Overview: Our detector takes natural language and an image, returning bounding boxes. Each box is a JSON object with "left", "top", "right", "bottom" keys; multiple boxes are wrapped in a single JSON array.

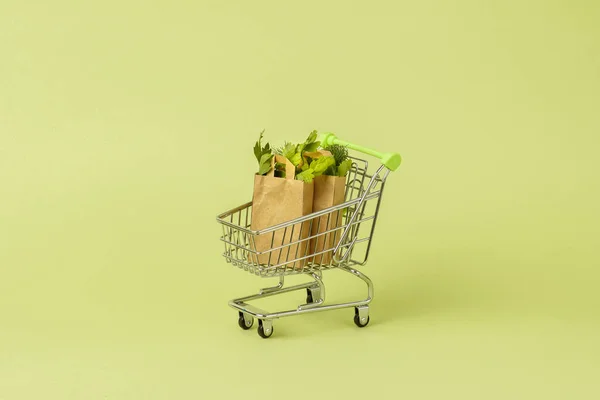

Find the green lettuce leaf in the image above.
[
  {"left": 296, "top": 169, "right": 315, "bottom": 183},
  {"left": 310, "top": 155, "right": 335, "bottom": 176},
  {"left": 281, "top": 142, "right": 296, "bottom": 160},
  {"left": 254, "top": 130, "right": 273, "bottom": 175},
  {"left": 289, "top": 151, "right": 304, "bottom": 167},
  {"left": 304, "top": 142, "right": 320, "bottom": 153},
  {"left": 258, "top": 153, "right": 274, "bottom": 175},
  {"left": 290, "top": 130, "right": 320, "bottom": 166},
  {"left": 337, "top": 159, "right": 353, "bottom": 177}
]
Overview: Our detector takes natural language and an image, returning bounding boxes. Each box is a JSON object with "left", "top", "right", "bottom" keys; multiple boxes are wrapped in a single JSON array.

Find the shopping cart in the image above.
[{"left": 216, "top": 133, "right": 401, "bottom": 338}]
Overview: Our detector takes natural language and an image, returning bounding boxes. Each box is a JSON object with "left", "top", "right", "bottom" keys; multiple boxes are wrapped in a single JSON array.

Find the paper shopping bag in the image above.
[
  {"left": 250, "top": 155, "right": 314, "bottom": 269},
  {"left": 310, "top": 174, "right": 347, "bottom": 265}
]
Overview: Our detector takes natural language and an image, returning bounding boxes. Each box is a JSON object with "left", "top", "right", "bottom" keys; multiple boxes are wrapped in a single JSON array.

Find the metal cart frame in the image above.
[{"left": 216, "top": 133, "right": 401, "bottom": 338}]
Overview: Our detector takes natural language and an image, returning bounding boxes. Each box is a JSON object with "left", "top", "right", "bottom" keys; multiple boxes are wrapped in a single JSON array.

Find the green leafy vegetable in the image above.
[
  {"left": 311, "top": 155, "right": 335, "bottom": 176},
  {"left": 289, "top": 151, "right": 304, "bottom": 168},
  {"left": 294, "top": 155, "right": 335, "bottom": 183},
  {"left": 337, "top": 159, "right": 353, "bottom": 177},
  {"left": 274, "top": 141, "right": 294, "bottom": 157},
  {"left": 326, "top": 144, "right": 349, "bottom": 166},
  {"left": 258, "top": 153, "right": 273, "bottom": 175},
  {"left": 281, "top": 142, "right": 297, "bottom": 160},
  {"left": 253, "top": 130, "right": 330, "bottom": 182},
  {"left": 295, "top": 169, "right": 315, "bottom": 183},
  {"left": 284, "top": 130, "right": 321, "bottom": 168},
  {"left": 303, "top": 131, "right": 320, "bottom": 153},
  {"left": 254, "top": 130, "right": 273, "bottom": 175},
  {"left": 323, "top": 144, "right": 352, "bottom": 177}
]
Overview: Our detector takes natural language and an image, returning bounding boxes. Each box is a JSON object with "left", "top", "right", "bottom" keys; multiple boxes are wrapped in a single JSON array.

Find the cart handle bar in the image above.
[{"left": 319, "top": 133, "right": 402, "bottom": 171}]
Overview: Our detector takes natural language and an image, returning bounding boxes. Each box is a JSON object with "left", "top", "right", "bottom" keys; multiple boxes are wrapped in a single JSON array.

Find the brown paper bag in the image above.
[
  {"left": 250, "top": 155, "right": 314, "bottom": 269},
  {"left": 307, "top": 147, "right": 348, "bottom": 265},
  {"left": 310, "top": 174, "right": 346, "bottom": 265}
]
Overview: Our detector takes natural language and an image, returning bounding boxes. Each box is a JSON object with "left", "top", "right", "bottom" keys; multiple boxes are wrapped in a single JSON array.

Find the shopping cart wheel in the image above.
[
  {"left": 354, "top": 306, "right": 370, "bottom": 328},
  {"left": 257, "top": 320, "right": 273, "bottom": 339},
  {"left": 238, "top": 312, "right": 254, "bottom": 330}
]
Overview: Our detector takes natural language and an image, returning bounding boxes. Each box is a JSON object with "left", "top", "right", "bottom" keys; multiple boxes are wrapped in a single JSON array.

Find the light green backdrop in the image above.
[{"left": 1, "top": 1, "right": 599, "bottom": 399}]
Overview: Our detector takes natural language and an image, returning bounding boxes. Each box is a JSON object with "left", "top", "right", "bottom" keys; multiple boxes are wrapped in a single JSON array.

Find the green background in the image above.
[{"left": 1, "top": 0, "right": 599, "bottom": 398}]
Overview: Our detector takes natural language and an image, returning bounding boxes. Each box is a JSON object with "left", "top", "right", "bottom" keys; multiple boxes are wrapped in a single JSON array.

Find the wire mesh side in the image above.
[{"left": 217, "top": 158, "right": 389, "bottom": 277}]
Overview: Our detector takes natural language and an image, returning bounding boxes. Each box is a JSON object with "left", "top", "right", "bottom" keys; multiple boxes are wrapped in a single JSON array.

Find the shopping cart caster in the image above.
[
  {"left": 354, "top": 306, "right": 370, "bottom": 328},
  {"left": 257, "top": 320, "right": 273, "bottom": 338},
  {"left": 238, "top": 312, "right": 254, "bottom": 330}
]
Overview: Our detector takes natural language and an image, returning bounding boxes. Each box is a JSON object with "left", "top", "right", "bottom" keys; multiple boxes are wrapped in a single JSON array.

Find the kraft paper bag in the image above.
[
  {"left": 250, "top": 155, "right": 314, "bottom": 269},
  {"left": 301, "top": 149, "right": 347, "bottom": 265},
  {"left": 310, "top": 174, "right": 347, "bottom": 265}
]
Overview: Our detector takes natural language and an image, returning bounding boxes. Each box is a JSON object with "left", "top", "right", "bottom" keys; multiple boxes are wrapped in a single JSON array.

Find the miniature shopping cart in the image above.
[{"left": 216, "top": 133, "right": 401, "bottom": 338}]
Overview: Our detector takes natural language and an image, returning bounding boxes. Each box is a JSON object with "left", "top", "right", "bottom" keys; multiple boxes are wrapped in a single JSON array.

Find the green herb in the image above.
[
  {"left": 295, "top": 155, "right": 335, "bottom": 183},
  {"left": 295, "top": 169, "right": 314, "bottom": 183},
  {"left": 254, "top": 130, "right": 331, "bottom": 181},
  {"left": 302, "top": 130, "right": 321, "bottom": 153},
  {"left": 286, "top": 130, "right": 320, "bottom": 168},
  {"left": 326, "top": 144, "right": 349, "bottom": 166},
  {"left": 274, "top": 141, "right": 293, "bottom": 156},
  {"left": 324, "top": 144, "right": 352, "bottom": 177},
  {"left": 337, "top": 159, "right": 353, "bottom": 177},
  {"left": 254, "top": 130, "right": 273, "bottom": 175},
  {"left": 312, "top": 155, "right": 336, "bottom": 175}
]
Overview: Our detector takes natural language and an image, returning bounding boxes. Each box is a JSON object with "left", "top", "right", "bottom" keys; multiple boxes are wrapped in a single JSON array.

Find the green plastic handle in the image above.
[{"left": 319, "top": 133, "right": 402, "bottom": 171}]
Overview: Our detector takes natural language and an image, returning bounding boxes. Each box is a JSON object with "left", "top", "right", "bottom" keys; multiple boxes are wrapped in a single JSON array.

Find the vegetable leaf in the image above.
[
  {"left": 274, "top": 141, "right": 294, "bottom": 157},
  {"left": 296, "top": 168, "right": 315, "bottom": 183},
  {"left": 325, "top": 144, "right": 349, "bottom": 166},
  {"left": 289, "top": 130, "right": 321, "bottom": 169},
  {"left": 306, "top": 130, "right": 318, "bottom": 145},
  {"left": 322, "top": 144, "right": 352, "bottom": 177},
  {"left": 337, "top": 159, "right": 353, "bottom": 177},
  {"left": 304, "top": 142, "right": 320, "bottom": 152},
  {"left": 289, "top": 151, "right": 303, "bottom": 167},
  {"left": 254, "top": 130, "right": 265, "bottom": 162},
  {"left": 310, "top": 155, "right": 335, "bottom": 176},
  {"left": 303, "top": 130, "right": 320, "bottom": 152},
  {"left": 282, "top": 142, "right": 296, "bottom": 160},
  {"left": 256, "top": 130, "right": 326, "bottom": 181},
  {"left": 254, "top": 130, "right": 273, "bottom": 175},
  {"left": 258, "top": 153, "right": 274, "bottom": 175},
  {"left": 325, "top": 164, "right": 337, "bottom": 176}
]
